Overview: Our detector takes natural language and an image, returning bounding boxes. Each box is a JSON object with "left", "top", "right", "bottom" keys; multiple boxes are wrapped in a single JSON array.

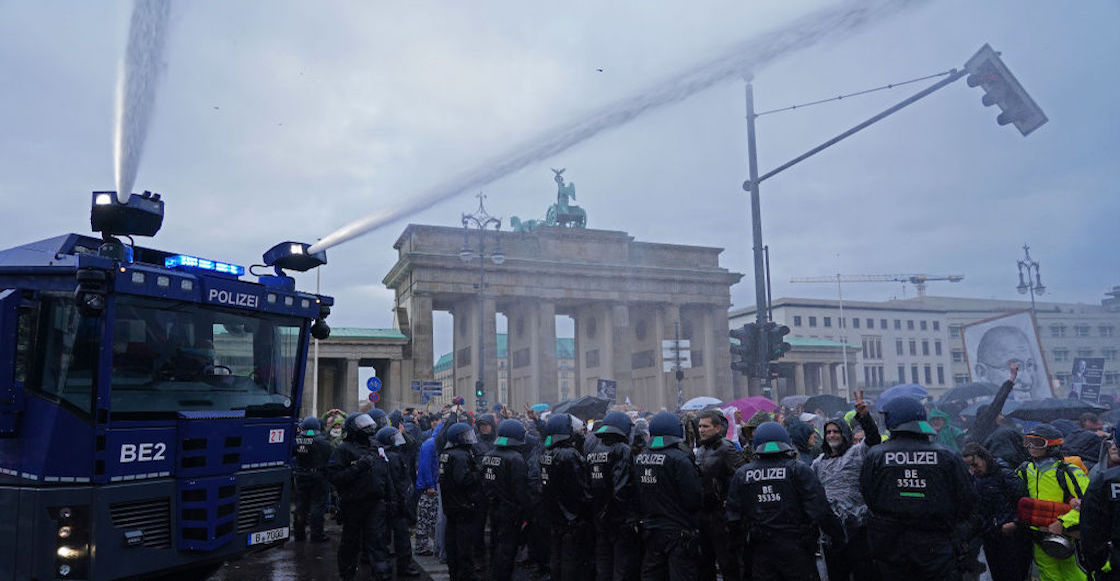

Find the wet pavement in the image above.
[{"left": 203, "top": 520, "right": 439, "bottom": 581}]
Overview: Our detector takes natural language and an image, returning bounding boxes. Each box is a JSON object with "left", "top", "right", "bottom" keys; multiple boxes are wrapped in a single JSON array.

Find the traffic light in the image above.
[
  {"left": 964, "top": 43, "right": 1047, "bottom": 136},
  {"left": 729, "top": 323, "right": 758, "bottom": 376},
  {"left": 763, "top": 321, "right": 791, "bottom": 361},
  {"left": 474, "top": 381, "right": 485, "bottom": 399}
]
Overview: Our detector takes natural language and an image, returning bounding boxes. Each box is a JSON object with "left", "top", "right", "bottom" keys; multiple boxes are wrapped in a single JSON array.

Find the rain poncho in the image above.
[{"left": 812, "top": 414, "right": 881, "bottom": 529}]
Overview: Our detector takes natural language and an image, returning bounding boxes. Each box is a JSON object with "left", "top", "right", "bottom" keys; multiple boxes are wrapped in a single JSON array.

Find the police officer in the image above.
[
  {"left": 589, "top": 411, "right": 640, "bottom": 581},
  {"left": 1080, "top": 453, "right": 1120, "bottom": 580},
  {"left": 694, "top": 410, "right": 743, "bottom": 581},
  {"left": 860, "top": 396, "right": 978, "bottom": 581},
  {"left": 440, "top": 422, "right": 483, "bottom": 581},
  {"left": 292, "top": 416, "right": 333, "bottom": 543},
  {"left": 634, "top": 411, "right": 703, "bottom": 581},
  {"left": 726, "top": 421, "right": 841, "bottom": 581},
  {"left": 326, "top": 413, "right": 393, "bottom": 581},
  {"left": 374, "top": 426, "right": 422, "bottom": 578},
  {"left": 481, "top": 419, "right": 532, "bottom": 581},
  {"left": 541, "top": 413, "right": 593, "bottom": 581}
]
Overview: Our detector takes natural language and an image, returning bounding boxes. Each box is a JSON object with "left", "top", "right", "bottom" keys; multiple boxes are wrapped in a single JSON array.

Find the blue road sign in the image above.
[
  {"left": 367, "top": 377, "right": 382, "bottom": 392},
  {"left": 368, "top": 391, "right": 380, "bottom": 403},
  {"left": 411, "top": 380, "right": 422, "bottom": 392}
]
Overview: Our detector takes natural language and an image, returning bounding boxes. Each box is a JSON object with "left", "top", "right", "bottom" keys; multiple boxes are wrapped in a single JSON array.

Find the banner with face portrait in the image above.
[
  {"left": 1070, "top": 357, "right": 1105, "bottom": 403},
  {"left": 962, "top": 310, "right": 1052, "bottom": 400}
]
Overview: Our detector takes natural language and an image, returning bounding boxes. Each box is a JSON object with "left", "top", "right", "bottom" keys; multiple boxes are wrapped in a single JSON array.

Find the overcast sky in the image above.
[{"left": 2, "top": 1, "right": 1117, "bottom": 353}]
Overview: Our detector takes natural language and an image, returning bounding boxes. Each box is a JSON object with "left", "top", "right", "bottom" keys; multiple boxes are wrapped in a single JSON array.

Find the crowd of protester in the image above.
[{"left": 288, "top": 360, "right": 1120, "bottom": 581}]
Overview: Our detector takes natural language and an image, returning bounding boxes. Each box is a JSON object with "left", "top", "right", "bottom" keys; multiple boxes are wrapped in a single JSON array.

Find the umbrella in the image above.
[
  {"left": 530, "top": 403, "right": 551, "bottom": 412},
  {"left": 1006, "top": 398, "right": 1108, "bottom": 423},
  {"left": 725, "top": 396, "right": 778, "bottom": 420},
  {"left": 681, "top": 396, "right": 722, "bottom": 411},
  {"left": 552, "top": 395, "right": 611, "bottom": 421},
  {"left": 804, "top": 394, "right": 849, "bottom": 418},
  {"left": 877, "top": 383, "right": 929, "bottom": 406},
  {"left": 780, "top": 395, "right": 810, "bottom": 408},
  {"left": 939, "top": 382, "right": 999, "bottom": 404}
]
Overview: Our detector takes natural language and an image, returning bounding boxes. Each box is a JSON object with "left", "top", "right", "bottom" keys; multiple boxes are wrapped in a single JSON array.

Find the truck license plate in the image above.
[{"left": 247, "top": 526, "right": 288, "bottom": 545}]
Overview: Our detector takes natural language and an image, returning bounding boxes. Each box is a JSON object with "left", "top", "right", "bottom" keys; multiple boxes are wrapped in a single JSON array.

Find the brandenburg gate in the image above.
[{"left": 382, "top": 171, "right": 743, "bottom": 411}]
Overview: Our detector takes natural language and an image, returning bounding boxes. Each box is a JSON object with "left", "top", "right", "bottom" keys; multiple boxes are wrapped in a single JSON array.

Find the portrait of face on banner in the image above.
[{"left": 962, "top": 310, "right": 1052, "bottom": 400}]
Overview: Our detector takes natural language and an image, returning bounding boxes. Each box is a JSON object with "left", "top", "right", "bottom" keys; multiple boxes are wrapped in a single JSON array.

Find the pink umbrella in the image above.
[{"left": 725, "top": 396, "right": 778, "bottom": 419}]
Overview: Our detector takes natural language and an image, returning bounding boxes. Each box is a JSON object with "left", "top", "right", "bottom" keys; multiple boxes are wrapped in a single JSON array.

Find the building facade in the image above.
[{"left": 731, "top": 291, "right": 1120, "bottom": 400}]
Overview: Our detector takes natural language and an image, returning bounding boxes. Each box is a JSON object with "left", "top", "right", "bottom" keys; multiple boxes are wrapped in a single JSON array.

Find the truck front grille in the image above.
[
  {"left": 236, "top": 483, "right": 283, "bottom": 533},
  {"left": 109, "top": 498, "right": 172, "bottom": 549}
]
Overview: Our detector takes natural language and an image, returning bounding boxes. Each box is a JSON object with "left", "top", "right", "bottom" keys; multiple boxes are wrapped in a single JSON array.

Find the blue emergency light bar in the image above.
[{"left": 165, "top": 254, "right": 245, "bottom": 276}]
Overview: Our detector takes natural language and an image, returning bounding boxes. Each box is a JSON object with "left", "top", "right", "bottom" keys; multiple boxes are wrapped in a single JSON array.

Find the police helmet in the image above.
[
  {"left": 752, "top": 421, "right": 796, "bottom": 455},
  {"left": 343, "top": 413, "right": 377, "bottom": 442},
  {"left": 300, "top": 416, "right": 321, "bottom": 434},
  {"left": 374, "top": 426, "right": 406, "bottom": 448},
  {"left": 880, "top": 396, "right": 936, "bottom": 436},
  {"left": 444, "top": 422, "right": 477, "bottom": 449},
  {"left": 367, "top": 408, "right": 389, "bottom": 429},
  {"left": 1024, "top": 423, "right": 1064, "bottom": 453},
  {"left": 596, "top": 411, "right": 633, "bottom": 439},
  {"left": 495, "top": 419, "right": 526, "bottom": 447},
  {"left": 544, "top": 413, "right": 574, "bottom": 447},
  {"left": 648, "top": 411, "right": 684, "bottom": 449}
]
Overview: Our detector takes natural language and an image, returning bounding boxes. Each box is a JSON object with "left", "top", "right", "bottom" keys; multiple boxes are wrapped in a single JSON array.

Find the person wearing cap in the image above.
[
  {"left": 326, "top": 413, "right": 394, "bottom": 581},
  {"left": 693, "top": 410, "right": 744, "bottom": 581},
  {"left": 588, "top": 410, "right": 640, "bottom": 581},
  {"left": 1016, "top": 423, "right": 1089, "bottom": 581},
  {"left": 634, "top": 411, "right": 703, "bottom": 581},
  {"left": 540, "top": 413, "right": 593, "bottom": 581},
  {"left": 439, "top": 422, "right": 484, "bottom": 581},
  {"left": 293, "top": 416, "right": 334, "bottom": 543},
  {"left": 860, "top": 396, "right": 978, "bottom": 580},
  {"left": 727, "top": 421, "right": 842, "bottom": 581},
  {"left": 481, "top": 419, "right": 532, "bottom": 581}
]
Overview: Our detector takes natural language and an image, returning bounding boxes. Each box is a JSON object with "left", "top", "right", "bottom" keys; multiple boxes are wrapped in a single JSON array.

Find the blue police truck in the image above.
[{"left": 0, "top": 191, "right": 333, "bottom": 580}]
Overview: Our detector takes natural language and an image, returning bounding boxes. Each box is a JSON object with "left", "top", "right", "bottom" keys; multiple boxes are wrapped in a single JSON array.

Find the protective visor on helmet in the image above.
[
  {"left": 1024, "top": 434, "right": 1062, "bottom": 449},
  {"left": 352, "top": 414, "right": 375, "bottom": 430},
  {"left": 383, "top": 431, "right": 406, "bottom": 447},
  {"left": 458, "top": 429, "right": 478, "bottom": 446}
]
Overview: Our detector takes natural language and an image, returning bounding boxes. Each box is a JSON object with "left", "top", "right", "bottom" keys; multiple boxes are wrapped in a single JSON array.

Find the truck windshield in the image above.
[{"left": 110, "top": 295, "right": 304, "bottom": 417}]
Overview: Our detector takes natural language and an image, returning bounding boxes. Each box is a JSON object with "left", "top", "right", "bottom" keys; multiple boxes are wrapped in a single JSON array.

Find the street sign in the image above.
[
  {"left": 366, "top": 377, "right": 382, "bottom": 392},
  {"left": 411, "top": 380, "right": 422, "bottom": 392},
  {"left": 421, "top": 381, "right": 443, "bottom": 397},
  {"left": 368, "top": 392, "right": 380, "bottom": 403}
]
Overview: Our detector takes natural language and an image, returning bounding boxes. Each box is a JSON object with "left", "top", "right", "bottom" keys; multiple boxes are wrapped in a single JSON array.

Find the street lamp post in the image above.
[
  {"left": 1016, "top": 244, "right": 1045, "bottom": 316},
  {"left": 460, "top": 193, "right": 504, "bottom": 411}
]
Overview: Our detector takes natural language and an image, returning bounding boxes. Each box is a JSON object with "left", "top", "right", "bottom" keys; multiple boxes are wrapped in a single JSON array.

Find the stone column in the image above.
[
  {"left": 845, "top": 362, "right": 857, "bottom": 399},
  {"left": 794, "top": 362, "right": 806, "bottom": 396},
  {"left": 409, "top": 294, "right": 434, "bottom": 384},
  {"left": 345, "top": 358, "right": 360, "bottom": 409},
  {"left": 828, "top": 363, "right": 839, "bottom": 395},
  {"left": 609, "top": 303, "right": 633, "bottom": 405},
  {"left": 535, "top": 301, "right": 558, "bottom": 406}
]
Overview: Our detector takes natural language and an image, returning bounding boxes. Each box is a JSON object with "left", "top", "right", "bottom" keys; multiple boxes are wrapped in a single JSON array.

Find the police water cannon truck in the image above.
[{"left": 0, "top": 191, "right": 332, "bottom": 580}]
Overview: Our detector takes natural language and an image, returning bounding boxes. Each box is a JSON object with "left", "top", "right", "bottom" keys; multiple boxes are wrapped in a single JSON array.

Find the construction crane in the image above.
[{"left": 789, "top": 274, "right": 965, "bottom": 297}]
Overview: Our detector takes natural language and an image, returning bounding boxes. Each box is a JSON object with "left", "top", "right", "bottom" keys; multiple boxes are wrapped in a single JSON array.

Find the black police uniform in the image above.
[
  {"left": 860, "top": 423, "right": 978, "bottom": 580},
  {"left": 377, "top": 429, "right": 420, "bottom": 578},
  {"left": 541, "top": 433, "right": 593, "bottom": 581},
  {"left": 695, "top": 432, "right": 744, "bottom": 581},
  {"left": 439, "top": 428, "right": 484, "bottom": 581},
  {"left": 588, "top": 430, "right": 639, "bottom": 581},
  {"left": 727, "top": 435, "right": 842, "bottom": 581},
  {"left": 293, "top": 426, "right": 333, "bottom": 541},
  {"left": 482, "top": 441, "right": 531, "bottom": 581},
  {"left": 634, "top": 436, "right": 703, "bottom": 581},
  {"left": 326, "top": 427, "right": 392, "bottom": 581},
  {"left": 1080, "top": 464, "right": 1120, "bottom": 580}
]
